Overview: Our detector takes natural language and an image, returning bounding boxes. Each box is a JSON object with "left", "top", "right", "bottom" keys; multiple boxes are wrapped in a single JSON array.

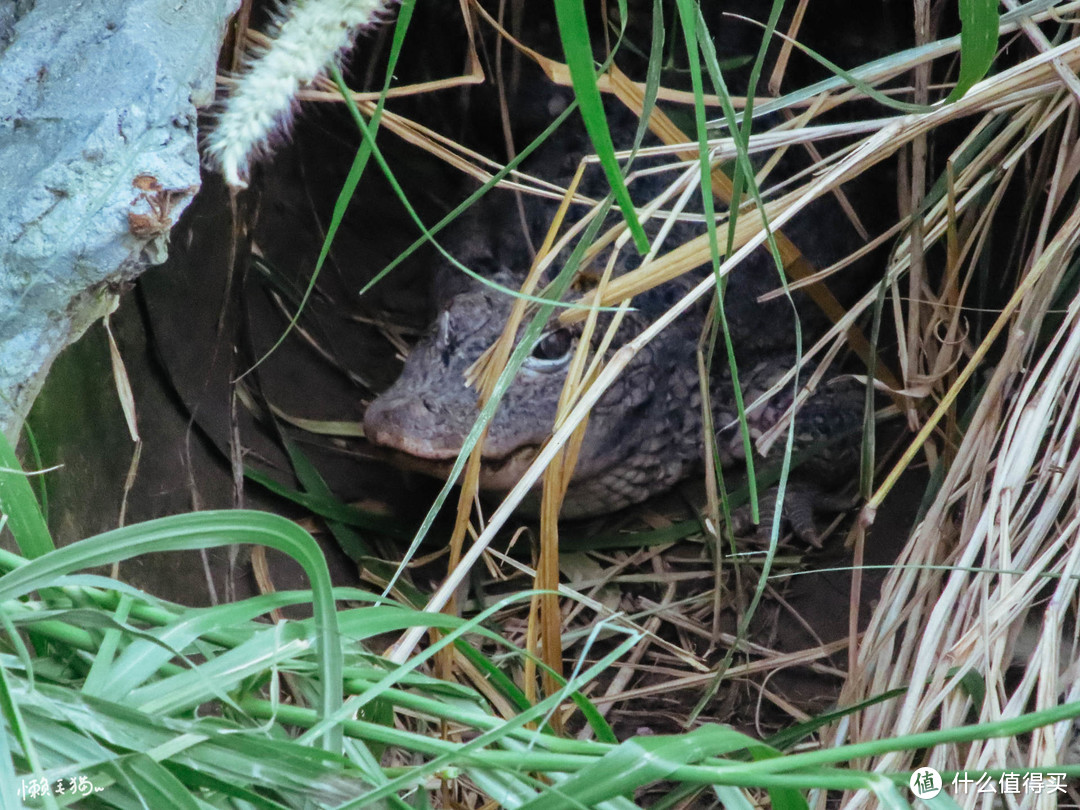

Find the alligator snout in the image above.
[{"left": 363, "top": 393, "right": 462, "bottom": 460}]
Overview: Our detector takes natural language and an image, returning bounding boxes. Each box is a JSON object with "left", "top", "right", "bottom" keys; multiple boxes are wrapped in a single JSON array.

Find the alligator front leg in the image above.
[{"left": 728, "top": 481, "right": 860, "bottom": 546}]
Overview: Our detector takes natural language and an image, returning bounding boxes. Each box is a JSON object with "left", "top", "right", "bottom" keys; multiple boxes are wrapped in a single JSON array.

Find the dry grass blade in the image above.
[
  {"left": 483, "top": 545, "right": 710, "bottom": 672},
  {"left": 830, "top": 32, "right": 1080, "bottom": 804},
  {"left": 842, "top": 245, "right": 1080, "bottom": 798},
  {"left": 304, "top": 83, "right": 595, "bottom": 203}
]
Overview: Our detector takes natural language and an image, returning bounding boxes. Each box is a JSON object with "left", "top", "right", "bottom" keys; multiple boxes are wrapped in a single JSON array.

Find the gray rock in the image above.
[{"left": 0, "top": 0, "right": 237, "bottom": 439}]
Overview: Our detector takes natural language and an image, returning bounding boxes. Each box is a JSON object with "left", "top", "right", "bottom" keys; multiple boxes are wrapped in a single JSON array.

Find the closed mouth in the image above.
[{"left": 367, "top": 441, "right": 542, "bottom": 492}]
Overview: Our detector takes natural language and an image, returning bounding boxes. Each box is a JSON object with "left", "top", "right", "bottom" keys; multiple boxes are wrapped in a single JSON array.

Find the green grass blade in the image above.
[
  {"left": 0, "top": 700, "right": 17, "bottom": 810},
  {"left": 13, "top": 681, "right": 368, "bottom": 804},
  {"left": 357, "top": 101, "right": 578, "bottom": 300},
  {"left": 128, "top": 624, "right": 311, "bottom": 715},
  {"left": 748, "top": 0, "right": 1059, "bottom": 122},
  {"left": 946, "top": 0, "right": 999, "bottom": 102},
  {"left": 327, "top": 600, "right": 643, "bottom": 808},
  {"left": 0, "top": 658, "right": 57, "bottom": 810},
  {"left": 515, "top": 726, "right": 757, "bottom": 810},
  {"left": 923, "top": 790, "right": 963, "bottom": 809},
  {"left": 553, "top": 0, "right": 648, "bottom": 253},
  {"left": 678, "top": 2, "right": 803, "bottom": 722},
  {"left": 103, "top": 590, "right": 380, "bottom": 700},
  {"left": 341, "top": 72, "right": 619, "bottom": 315},
  {"left": 114, "top": 753, "right": 203, "bottom": 810},
  {"left": 244, "top": 466, "right": 408, "bottom": 539},
  {"left": 452, "top": 639, "right": 532, "bottom": 714},
  {"left": 0, "top": 510, "right": 343, "bottom": 753},
  {"left": 712, "top": 785, "right": 756, "bottom": 810},
  {"left": 871, "top": 777, "right": 916, "bottom": 809},
  {"left": 0, "top": 431, "right": 53, "bottom": 559},
  {"left": 80, "top": 594, "right": 135, "bottom": 700},
  {"left": 279, "top": 435, "right": 373, "bottom": 560},
  {"left": 18, "top": 423, "right": 47, "bottom": 527}
]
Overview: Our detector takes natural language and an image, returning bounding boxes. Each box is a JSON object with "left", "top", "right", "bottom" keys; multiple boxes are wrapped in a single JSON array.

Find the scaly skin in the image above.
[{"left": 364, "top": 122, "right": 865, "bottom": 525}]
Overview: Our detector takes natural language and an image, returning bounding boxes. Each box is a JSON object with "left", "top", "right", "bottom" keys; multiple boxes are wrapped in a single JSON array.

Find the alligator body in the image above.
[{"left": 363, "top": 114, "right": 865, "bottom": 523}]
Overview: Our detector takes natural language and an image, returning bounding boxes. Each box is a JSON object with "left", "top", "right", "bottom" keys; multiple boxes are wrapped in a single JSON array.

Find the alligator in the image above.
[{"left": 363, "top": 113, "right": 866, "bottom": 535}]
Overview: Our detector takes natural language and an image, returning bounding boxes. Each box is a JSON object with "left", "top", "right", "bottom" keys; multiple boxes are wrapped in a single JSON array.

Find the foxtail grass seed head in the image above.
[{"left": 205, "top": 0, "right": 393, "bottom": 188}]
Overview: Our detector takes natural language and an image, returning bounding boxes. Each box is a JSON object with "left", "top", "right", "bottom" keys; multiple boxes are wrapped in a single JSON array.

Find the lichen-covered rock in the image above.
[{"left": 0, "top": 0, "right": 237, "bottom": 439}]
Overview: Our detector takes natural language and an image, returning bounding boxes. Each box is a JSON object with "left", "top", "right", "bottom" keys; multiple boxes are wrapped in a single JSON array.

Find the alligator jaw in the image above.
[{"left": 364, "top": 438, "right": 542, "bottom": 493}]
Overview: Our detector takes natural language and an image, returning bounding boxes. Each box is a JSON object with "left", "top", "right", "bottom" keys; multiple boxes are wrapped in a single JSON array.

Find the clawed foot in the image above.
[{"left": 728, "top": 483, "right": 858, "bottom": 546}]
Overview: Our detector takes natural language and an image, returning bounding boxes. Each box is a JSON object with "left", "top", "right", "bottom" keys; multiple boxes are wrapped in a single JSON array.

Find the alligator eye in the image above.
[{"left": 525, "top": 328, "right": 573, "bottom": 370}]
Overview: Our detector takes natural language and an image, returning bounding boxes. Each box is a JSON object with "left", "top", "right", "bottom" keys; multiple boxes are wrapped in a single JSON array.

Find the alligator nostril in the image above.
[{"left": 365, "top": 395, "right": 428, "bottom": 447}]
